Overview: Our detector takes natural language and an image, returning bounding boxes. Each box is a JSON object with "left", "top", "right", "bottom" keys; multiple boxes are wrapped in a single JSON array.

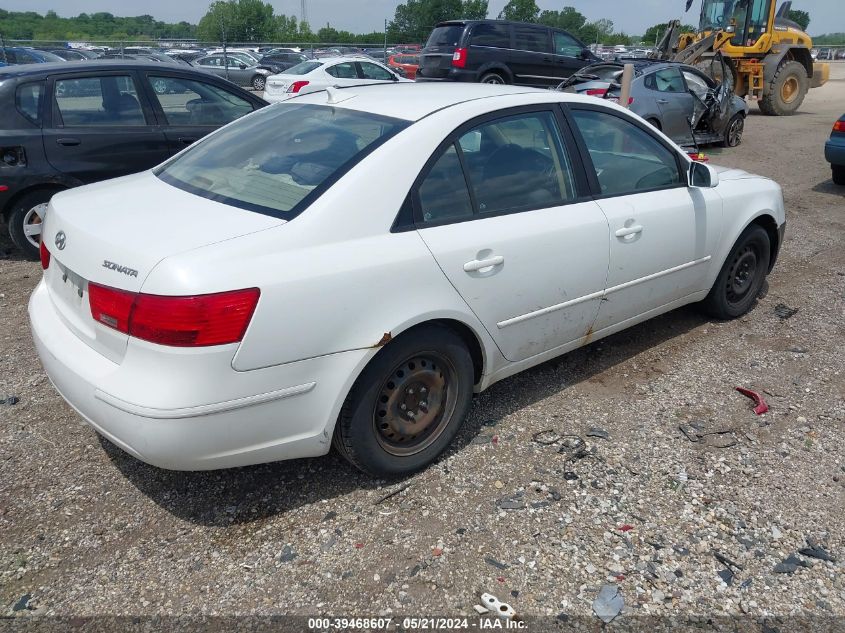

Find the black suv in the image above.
[
  {"left": 0, "top": 61, "right": 266, "bottom": 259},
  {"left": 416, "top": 19, "right": 599, "bottom": 86}
]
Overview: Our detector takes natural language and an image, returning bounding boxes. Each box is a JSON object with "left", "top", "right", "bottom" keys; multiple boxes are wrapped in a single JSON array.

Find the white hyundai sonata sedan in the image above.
[{"left": 30, "top": 83, "right": 785, "bottom": 476}]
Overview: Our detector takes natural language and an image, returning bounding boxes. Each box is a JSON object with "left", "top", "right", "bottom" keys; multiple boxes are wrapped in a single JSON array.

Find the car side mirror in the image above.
[
  {"left": 239, "top": 63, "right": 247, "bottom": 69},
  {"left": 689, "top": 161, "right": 720, "bottom": 188},
  {"left": 580, "top": 49, "right": 592, "bottom": 60}
]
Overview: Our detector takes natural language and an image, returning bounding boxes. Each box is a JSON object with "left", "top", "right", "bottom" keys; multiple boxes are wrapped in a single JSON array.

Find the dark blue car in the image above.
[
  {"left": 825, "top": 114, "right": 845, "bottom": 185},
  {"left": 0, "top": 47, "right": 66, "bottom": 67}
]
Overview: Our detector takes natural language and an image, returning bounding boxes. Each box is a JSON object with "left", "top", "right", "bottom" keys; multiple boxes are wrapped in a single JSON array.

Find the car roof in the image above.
[
  {"left": 289, "top": 82, "right": 598, "bottom": 122},
  {"left": 0, "top": 59, "right": 252, "bottom": 82}
]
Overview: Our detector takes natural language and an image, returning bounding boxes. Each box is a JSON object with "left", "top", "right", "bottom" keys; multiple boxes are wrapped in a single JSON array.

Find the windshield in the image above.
[
  {"left": 283, "top": 61, "right": 322, "bottom": 75},
  {"left": 156, "top": 104, "right": 409, "bottom": 219},
  {"left": 425, "top": 25, "right": 464, "bottom": 49}
]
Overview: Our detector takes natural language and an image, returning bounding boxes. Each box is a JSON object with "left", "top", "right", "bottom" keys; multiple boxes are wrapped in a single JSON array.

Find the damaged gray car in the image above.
[{"left": 557, "top": 56, "right": 748, "bottom": 148}]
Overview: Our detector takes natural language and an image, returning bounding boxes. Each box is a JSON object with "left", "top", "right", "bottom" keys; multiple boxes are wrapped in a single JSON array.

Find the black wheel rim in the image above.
[
  {"left": 482, "top": 75, "right": 503, "bottom": 84},
  {"left": 725, "top": 244, "right": 758, "bottom": 305},
  {"left": 372, "top": 352, "right": 458, "bottom": 456}
]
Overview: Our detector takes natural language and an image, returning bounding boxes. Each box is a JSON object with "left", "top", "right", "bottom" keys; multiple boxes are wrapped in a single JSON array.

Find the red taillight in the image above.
[
  {"left": 585, "top": 88, "right": 607, "bottom": 97},
  {"left": 89, "top": 283, "right": 135, "bottom": 334},
  {"left": 88, "top": 284, "right": 260, "bottom": 347},
  {"left": 833, "top": 120, "right": 845, "bottom": 133},
  {"left": 39, "top": 241, "right": 50, "bottom": 270},
  {"left": 451, "top": 47, "right": 467, "bottom": 69},
  {"left": 287, "top": 80, "right": 309, "bottom": 93}
]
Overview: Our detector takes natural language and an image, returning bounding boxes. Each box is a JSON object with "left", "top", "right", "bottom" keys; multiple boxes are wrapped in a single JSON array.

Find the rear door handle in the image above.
[
  {"left": 656, "top": 99, "right": 670, "bottom": 104},
  {"left": 463, "top": 255, "right": 504, "bottom": 272},
  {"left": 56, "top": 137, "right": 80, "bottom": 146},
  {"left": 615, "top": 225, "right": 644, "bottom": 238},
  {"left": 178, "top": 137, "right": 197, "bottom": 145}
]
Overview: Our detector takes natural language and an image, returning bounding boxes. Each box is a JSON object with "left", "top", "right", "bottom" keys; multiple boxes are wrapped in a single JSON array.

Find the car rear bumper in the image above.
[
  {"left": 29, "top": 278, "right": 371, "bottom": 470},
  {"left": 824, "top": 137, "right": 845, "bottom": 167}
]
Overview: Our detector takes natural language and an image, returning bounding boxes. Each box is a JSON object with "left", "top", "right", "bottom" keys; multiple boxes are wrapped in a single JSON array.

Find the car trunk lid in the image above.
[{"left": 41, "top": 171, "right": 283, "bottom": 363}]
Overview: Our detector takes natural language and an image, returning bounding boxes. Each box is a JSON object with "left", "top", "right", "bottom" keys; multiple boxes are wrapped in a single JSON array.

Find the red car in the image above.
[{"left": 388, "top": 53, "right": 420, "bottom": 80}]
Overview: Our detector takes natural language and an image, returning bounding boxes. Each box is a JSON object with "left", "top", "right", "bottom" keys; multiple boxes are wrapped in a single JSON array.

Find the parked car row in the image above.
[{"left": 0, "top": 61, "right": 266, "bottom": 258}]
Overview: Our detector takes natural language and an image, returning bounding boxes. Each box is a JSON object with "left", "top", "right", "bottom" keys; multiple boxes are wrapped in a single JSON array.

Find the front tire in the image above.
[
  {"left": 759, "top": 60, "right": 808, "bottom": 116},
  {"left": 701, "top": 224, "right": 771, "bottom": 319},
  {"left": 8, "top": 190, "right": 58, "bottom": 260},
  {"left": 333, "top": 325, "right": 474, "bottom": 477},
  {"left": 833, "top": 165, "right": 845, "bottom": 185},
  {"left": 722, "top": 113, "right": 745, "bottom": 147}
]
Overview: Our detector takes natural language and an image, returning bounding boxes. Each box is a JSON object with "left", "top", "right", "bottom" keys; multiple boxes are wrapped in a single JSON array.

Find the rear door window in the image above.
[
  {"left": 644, "top": 67, "right": 686, "bottom": 93},
  {"left": 513, "top": 26, "right": 550, "bottom": 53},
  {"left": 358, "top": 62, "right": 394, "bottom": 80},
  {"left": 326, "top": 62, "right": 358, "bottom": 79},
  {"left": 54, "top": 75, "right": 147, "bottom": 126},
  {"left": 147, "top": 76, "right": 254, "bottom": 126},
  {"left": 470, "top": 23, "right": 511, "bottom": 48},
  {"left": 16, "top": 81, "right": 45, "bottom": 126}
]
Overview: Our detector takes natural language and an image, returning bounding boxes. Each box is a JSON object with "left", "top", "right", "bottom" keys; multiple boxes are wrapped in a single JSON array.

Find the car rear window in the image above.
[
  {"left": 426, "top": 25, "right": 464, "bottom": 48},
  {"left": 16, "top": 81, "right": 45, "bottom": 126},
  {"left": 470, "top": 23, "right": 511, "bottom": 48},
  {"left": 155, "top": 104, "right": 410, "bottom": 220},
  {"left": 284, "top": 61, "right": 322, "bottom": 75}
]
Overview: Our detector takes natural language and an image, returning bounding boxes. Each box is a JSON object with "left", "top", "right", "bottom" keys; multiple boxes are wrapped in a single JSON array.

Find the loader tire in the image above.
[{"left": 759, "top": 60, "right": 808, "bottom": 116}]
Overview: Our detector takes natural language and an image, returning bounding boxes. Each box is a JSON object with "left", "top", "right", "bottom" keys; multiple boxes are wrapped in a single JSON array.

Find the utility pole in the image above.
[
  {"left": 301, "top": 0, "right": 308, "bottom": 25},
  {"left": 384, "top": 19, "right": 388, "bottom": 53}
]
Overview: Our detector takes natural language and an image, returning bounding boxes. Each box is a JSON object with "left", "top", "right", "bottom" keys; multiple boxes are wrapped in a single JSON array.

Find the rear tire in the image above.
[
  {"left": 479, "top": 71, "right": 507, "bottom": 85},
  {"left": 701, "top": 224, "right": 770, "bottom": 319},
  {"left": 646, "top": 118, "right": 662, "bottom": 131},
  {"left": 721, "top": 113, "right": 745, "bottom": 147},
  {"left": 333, "top": 325, "right": 474, "bottom": 477},
  {"left": 759, "top": 60, "right": 808, "bottom": 116},
  {"left": 833, "top": 165, "right": 845, "bottom": 185},
  {"left": 251, "top": 75, "right": 266, "bottom": 91},
  {"left": 8, "top": 189, "right": 59, "bottom": 260}
]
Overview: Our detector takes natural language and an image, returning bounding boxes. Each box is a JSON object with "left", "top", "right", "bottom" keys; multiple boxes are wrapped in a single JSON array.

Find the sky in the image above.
[{"left": 3, "top": 0, "right": 841, "bottom": 37}]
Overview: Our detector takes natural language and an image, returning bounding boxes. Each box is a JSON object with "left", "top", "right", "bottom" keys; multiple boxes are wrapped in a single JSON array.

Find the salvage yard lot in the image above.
[{"left": 1, "top": 67, "right": 844, "bottom": 622}]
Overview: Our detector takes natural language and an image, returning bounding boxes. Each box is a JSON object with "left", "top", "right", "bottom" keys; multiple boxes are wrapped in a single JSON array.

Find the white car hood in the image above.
[
  {"left": 713, "top": 165, "right": 762, "bottom": 181},
  {"left": 43, "top": 171, "right": 284, "bottom": 293}
]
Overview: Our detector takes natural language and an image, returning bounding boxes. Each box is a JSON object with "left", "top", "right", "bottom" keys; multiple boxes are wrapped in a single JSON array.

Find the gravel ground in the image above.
[{"left": 1, "top": 67, "right": 844, "bottom": 630}]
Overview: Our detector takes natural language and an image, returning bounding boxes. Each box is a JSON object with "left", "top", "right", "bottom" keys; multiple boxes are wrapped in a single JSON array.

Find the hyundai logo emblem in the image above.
[{"left": 55, "top": 231, "right": 66, "bottom": 251}]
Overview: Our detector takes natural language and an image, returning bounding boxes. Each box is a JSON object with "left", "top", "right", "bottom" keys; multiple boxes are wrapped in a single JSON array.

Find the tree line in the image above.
[{"left": 1, "top": 2, "right": 830, "bottom": 47}]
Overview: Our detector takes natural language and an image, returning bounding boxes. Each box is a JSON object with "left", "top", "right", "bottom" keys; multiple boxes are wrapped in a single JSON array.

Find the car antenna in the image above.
[{"left": 326, "top": 86, "right": 354, "bottom": 104}]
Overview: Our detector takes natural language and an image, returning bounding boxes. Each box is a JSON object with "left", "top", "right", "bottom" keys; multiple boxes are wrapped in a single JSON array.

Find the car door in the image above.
[
  {"left": 566, "top": 105, "right": 722, "bottom": 332},
  {"left": 510, "top": 25, "right": 555, "bottom": 86},
  {"left": 141, "top": 72, "right": 260, "bottom": 154},
  {"left": 43, "top": 71, "right": 170, "bottom": 183},
  {"left": 550, "top": 31, "right": 590, "bottom": 80},
  {"left": 324, "top": 61, "right": 365, "bottom": 87},
  {"left": 414, "top": 108, "right": 610, "bottom": 362},
  {"left": 357, "top": 61, "right": 399, "bottom": 82},
  {"left": 643, "top": 67, "right": 695, "bottom": 142}
]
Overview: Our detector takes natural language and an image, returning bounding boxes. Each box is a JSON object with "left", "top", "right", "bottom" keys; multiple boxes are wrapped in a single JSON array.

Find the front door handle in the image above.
[
  {"left": 615, "top": 225, "right": 643, "bottom": 238},
  {"left": 56, "top": 137, "right": 81, "bottom": 146},
  {"left": 463, "top": 255, "right": 504, "bottom": 272}
]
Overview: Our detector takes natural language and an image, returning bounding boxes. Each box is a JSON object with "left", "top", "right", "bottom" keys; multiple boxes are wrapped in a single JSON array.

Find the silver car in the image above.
[
  {"left": 559, "top": 59, "right": 748, "bottom": 148},
  {"left": 192, "top": 54, "right": 271, "bottom": 90}
]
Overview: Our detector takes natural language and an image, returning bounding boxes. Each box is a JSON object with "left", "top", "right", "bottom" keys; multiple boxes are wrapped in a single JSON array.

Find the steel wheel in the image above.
[
  {"left": 780, "top": 76, "right": 799, "bottom": 103},
  {"left": 22, "top": 203, "right": 47, "bottom": 250},
  {"left": 725, "top": 244, "right": 759, "bottom": 307},
  {"left": 373, "top": 352, "right": 458, "bottom": 457}
]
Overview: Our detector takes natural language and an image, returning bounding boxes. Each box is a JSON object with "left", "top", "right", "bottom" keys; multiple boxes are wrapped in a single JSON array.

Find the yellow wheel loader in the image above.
[{"left": 652, "top": 0, "right": 830, "bottom": 115}]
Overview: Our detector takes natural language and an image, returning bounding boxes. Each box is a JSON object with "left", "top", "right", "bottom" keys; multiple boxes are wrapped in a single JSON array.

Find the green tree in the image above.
[
  {"left": 787, "top": 9, "right": 810, "bottom": 31},
  {"left": 538, "top": 6, "right": 587, "bottom": 33},
  {"left": 498, "top": 0, "right": 540, "bottom": 22},
  {"left": 388, "top": 0, "right": 465, "bottom": 42},
  {"left": 197, "top": 1, "right": 238, "bottom": 42},
  {"left": 462, "top": 0, "right": 489, "bottom": 20},
  {"left": 642, "top": 22, "right": 696, "bottom": 45}
]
